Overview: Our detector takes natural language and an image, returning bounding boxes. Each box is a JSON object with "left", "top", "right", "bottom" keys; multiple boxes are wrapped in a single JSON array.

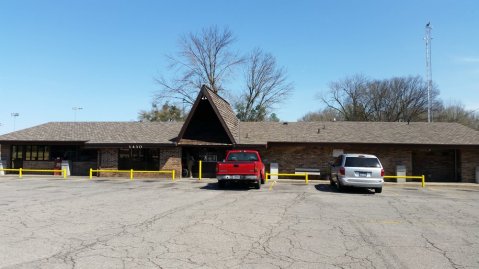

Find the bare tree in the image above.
[
  {"left": 319, "top": 75, "right": 440, "bottom": 122},
  {"left": 235, "top": 49, "right": 293, "bottom": 121},
  {"left": 436, "top": 101, "right": 479, "bottom": 130},
  {"left": 298, "top": 108, "right": 342, "bottom": 122},
  {"left": 320, "top": 74, "right": 370, "bottom": 121},
  {"left": 155, "top": 26, "right": 244, "bottom": 105}
]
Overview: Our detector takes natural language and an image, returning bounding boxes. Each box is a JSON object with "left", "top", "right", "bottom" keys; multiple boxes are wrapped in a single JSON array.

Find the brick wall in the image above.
[
  {"left": 260, "top": 144, "right": 413, "bottom": 179},
  {"left": 160, "top": 147, "right": 182, "bottom": 179},
  {"left": 0, "top": 144, "right": 11, "bottom": 167},
  {"left": 96, "top": 147, "right": 182, "bottom": 179},
  {"left": 23, "top": 161, "right": 55, "bottom": 169},
  {"left": 461, "top": 149, "right": 479, "bottom": 182}
]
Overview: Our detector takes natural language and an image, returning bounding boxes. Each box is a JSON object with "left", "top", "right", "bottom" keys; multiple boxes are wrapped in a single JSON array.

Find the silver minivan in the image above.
[{"left": 330, "top": 154, "right": 384, "bottom": 193}]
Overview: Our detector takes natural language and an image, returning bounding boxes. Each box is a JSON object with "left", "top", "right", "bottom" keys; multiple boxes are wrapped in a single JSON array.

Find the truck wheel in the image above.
[
  {"left": 255, "top": 180, "right": 261, "bottom": 189},
  {"left": 218, "top": 180, "right": 225, "bottom": 189},
  {"left": 261, "top": 176, "right": 265, "bottom": 184}
]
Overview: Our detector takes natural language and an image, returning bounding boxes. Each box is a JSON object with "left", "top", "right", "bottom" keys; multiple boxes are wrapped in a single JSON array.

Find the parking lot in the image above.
[{"left": 1, "top": 176, "right": 478, "bottom": 269}]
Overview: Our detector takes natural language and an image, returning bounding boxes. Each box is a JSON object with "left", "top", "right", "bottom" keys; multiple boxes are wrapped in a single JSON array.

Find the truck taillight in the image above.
[
  {"left": 381, "top": 168, "right": 384, "bottom": 177},
  {"left": 339, "top": 167, "right": 345, "bottom": 176}
]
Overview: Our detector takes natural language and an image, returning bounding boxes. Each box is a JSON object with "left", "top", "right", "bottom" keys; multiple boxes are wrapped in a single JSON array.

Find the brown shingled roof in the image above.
[
  {"left": 0, "top": 121, "right": 477, "bottom": 146},
  {"left": 206, "top": 87, "right": 240, "bottom": 142},
  {"left": 237, "top": 121, "right": 479, "bottom": 146},
  {"left": 176, "top": 85, "right": 239, "bottom": 144},
  {"left": 0, "top": 122, "right": 183, "bottom": 145}
]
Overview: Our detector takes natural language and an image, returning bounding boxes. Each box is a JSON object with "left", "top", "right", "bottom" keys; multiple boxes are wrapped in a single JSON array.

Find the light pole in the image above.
[
  {"left": 72, "top": 107, "right": 83, "bottom": 122},
  {"left": 11, "top": 113, "right": 19, "bottom": 131}
]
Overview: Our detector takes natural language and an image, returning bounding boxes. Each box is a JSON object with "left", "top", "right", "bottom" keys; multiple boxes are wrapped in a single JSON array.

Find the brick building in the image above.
[{"left": 1, "top": 86, "right": 478, "bottom": 182}]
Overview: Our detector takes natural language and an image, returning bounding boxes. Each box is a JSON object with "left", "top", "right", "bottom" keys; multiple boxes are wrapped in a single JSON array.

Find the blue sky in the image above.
[{"left": 1, "top": 0, "right": 478, "bottom": 134}]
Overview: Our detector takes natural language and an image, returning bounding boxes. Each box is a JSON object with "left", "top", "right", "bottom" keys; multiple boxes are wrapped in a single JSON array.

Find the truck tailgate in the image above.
[{"left": 217, "top": 162, "right": 256, "bottom": 175}]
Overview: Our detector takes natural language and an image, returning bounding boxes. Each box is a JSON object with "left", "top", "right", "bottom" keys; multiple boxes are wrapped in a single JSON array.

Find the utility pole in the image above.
[
  {"left": 11, "top": 113, "right": 19, "bottom": 131},
  {"left": 72, "top": 107, "right": 83, "bottom": 122},
  {"left": 424, "top": 22, "right": 433, "bottom": 123}
]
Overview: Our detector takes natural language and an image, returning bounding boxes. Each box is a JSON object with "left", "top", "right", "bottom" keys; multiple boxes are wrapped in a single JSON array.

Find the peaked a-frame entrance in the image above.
[{"left": 177, "top": 85, "right": 240, "bottom": 177}]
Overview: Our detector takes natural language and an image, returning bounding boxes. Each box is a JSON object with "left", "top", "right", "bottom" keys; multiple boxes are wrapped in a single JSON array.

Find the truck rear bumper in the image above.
[{"left": 217, "top": 175, "right": 259, "bottom": 181}]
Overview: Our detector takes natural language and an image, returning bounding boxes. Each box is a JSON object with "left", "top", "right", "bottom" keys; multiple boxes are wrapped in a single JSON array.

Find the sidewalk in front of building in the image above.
[
  {"left": 183, "top": 177, "right": 479, "bottom": 189},
  {"left": 1, "top": 175, "right": 478, "bottom": 189}
]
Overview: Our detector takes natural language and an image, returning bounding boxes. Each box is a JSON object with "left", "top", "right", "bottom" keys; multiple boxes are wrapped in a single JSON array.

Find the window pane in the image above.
[
  {"left": 25, "top": 146, "right": 31, "bottom": 160},
  {"left": 38, "top": 146, "right": 44, "bottom": 160},
  {"left": 17, "top": 146, "right": 23, "bottom": 159},
  {"left": 44, "top": 146, "right": 50, "bottom": 161},
  {"left": 32, "top": 146, "right": 38, "bottom": 160}
]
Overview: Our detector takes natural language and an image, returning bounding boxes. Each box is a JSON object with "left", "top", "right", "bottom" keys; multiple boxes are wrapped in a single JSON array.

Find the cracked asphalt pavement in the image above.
[{"left": 0, "top": 177, "right": 478, "bottom": 269}]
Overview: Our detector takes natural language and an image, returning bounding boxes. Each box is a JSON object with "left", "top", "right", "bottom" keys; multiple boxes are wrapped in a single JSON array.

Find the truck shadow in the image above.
[
  {"left": 201, "top": 182, "right": 257, "bottom": 191},
  {"left": 314, "top": 183, "right": 376, "bottom": 194}
]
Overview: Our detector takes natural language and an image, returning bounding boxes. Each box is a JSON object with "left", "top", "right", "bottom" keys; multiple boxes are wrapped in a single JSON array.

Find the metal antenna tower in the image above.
[{"left": 424, "top": 22, "right": 433, "bottom": 122}]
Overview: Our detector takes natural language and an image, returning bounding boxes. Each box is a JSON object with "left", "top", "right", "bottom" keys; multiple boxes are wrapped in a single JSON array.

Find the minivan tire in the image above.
[
  {"left": 375, "top": 187, "right": 382, "bottom": 193},
  {"left": 336, "top": 178, "right": 343, "bottom": 192}
]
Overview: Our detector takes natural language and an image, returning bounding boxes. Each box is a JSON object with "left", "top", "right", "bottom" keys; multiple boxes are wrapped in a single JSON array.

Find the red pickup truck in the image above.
[{"left": 216, "top": 150, "right": 265, "bottom": 189}]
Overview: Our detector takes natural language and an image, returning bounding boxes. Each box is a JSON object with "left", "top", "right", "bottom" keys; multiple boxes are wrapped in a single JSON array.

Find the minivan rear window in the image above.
[{"left": 345, "top": 157, "right": 381, "bottom": 168}]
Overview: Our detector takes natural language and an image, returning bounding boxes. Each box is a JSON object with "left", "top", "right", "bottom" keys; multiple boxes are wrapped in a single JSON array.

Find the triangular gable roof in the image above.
[{"left": 176, "top": 85, "right": 239, "bottom": 145}]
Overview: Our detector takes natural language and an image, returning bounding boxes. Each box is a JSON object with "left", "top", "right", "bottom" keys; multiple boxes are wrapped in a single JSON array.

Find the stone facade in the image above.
[
  {"left": 98, "top": 148, "right": 119, "bottom": 177},
  {"left": 99, "top": 148, "right": 118, "bottom": 169},
  {"left": 160, "top": 147, "right": 182, "bottom": 179}
]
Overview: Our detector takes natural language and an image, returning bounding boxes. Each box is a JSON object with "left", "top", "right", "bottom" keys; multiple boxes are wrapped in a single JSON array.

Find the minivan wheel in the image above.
[
  {"left": 375, "top": 187, "right": 382, "bottom": 193},
  {"left": 336, "top": 178, "right": 343, "bottom": 192}
]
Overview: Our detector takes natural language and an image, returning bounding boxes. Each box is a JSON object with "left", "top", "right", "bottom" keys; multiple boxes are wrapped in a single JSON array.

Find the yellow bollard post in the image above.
[
  {"left": 63, "top": 169, "right": 67, "bottom": 179},
  {"left": 172, "top": 170, "right": 175, "bottom": 181},
  {"left": 89, "top": 168, "right": 93, "bottom": 179},
  {"left": 305, "top": 173, "right": 309, "bottom": 184},
  {"left": 199, "top": 160, "right": 202, "bottom": 180},
  {"left": 422, "top": 175, "right": 425, "bottom": 188},
  {"left": 130, "top": 169, "right": 134, "bottom": 180},
  {"left": 19, "top": 168, "right": 22, "bottom": 179}
]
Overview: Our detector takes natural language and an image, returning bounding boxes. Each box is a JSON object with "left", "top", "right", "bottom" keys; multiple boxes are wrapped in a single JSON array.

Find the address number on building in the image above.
[{"left": 129, "top": 145, "right": 143, "bottom": 149}]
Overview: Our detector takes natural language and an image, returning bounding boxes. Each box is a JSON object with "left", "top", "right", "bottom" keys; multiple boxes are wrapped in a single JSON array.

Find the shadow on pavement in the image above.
[
  {"left": 201, "top": 182, "right": 256, "bottom": 191},
  {"left": 315, "top": 183, "right": 376, "bottom": 194}
]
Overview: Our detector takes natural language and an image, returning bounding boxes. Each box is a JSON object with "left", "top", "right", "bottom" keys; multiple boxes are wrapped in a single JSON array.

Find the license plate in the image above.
[
  {"left": 232, "top": 175, "right": 240, "bottom": 179},
  {"left": 359, "top": 172, "right": 368, "bottom": 177}
]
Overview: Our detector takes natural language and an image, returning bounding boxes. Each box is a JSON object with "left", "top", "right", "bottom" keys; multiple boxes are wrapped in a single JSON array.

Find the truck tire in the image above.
[
  {"left": 255, "top": 180, "right": 261, "bottom": 189},
  {"left": 261, "top": 175, "right": 265, "bottom": 184},
  {"left": 218, "top": 180, "right": 225, "bottom": 189}
]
